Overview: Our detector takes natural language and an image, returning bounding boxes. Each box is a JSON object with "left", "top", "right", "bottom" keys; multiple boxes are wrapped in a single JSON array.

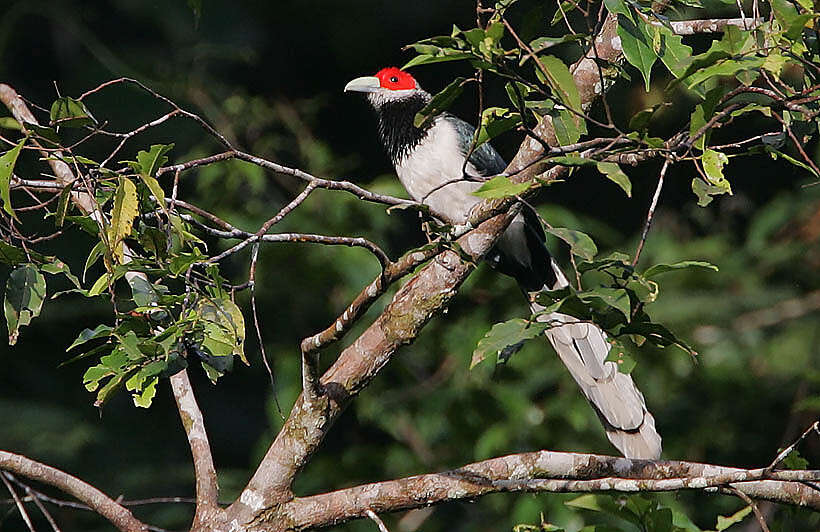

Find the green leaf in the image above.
[
  {"left": 133, "top": 377, "right": 158, "bottom": 408},
  {"left": 195, "top": 295, "right": 247, "bottom": 365},
  {"left": 135, "top": 144, "right": 174, "bottom": 177},
  {"left": 684, "top": 57, "right": 765, "bottom": 89},
  {"left": 108, "top": 177, "right": 139, "bottom": 262},
  {"left": 0, "top": 117, "right": 22, "bottom": 130},
  {"left": 656, "top": 25, "right": 693, "bottom": 78},
  {"left": 471, "top": 318, "right": 549, "bottom": 368},
  {"left": 596, "top": 162, "right": 631, "bottom": 197},
  {"left": 55, "top": 183, "right": 73, "bottom": 227},
  {"left": 781, "top": 448, "right": 810, "bottom": 470},
  {"left": 538, "top": 55, "right": 582, "bottom": 111},
  {"left": 87, "top": 273, "right": 112, "bottom": 297},
  {"left": 402, "top": 51, "right": 474, "bottom": 69},
  {"left": 130, "top": 276, "right": 159, "bottom": 307},
  {"left": 67, "top": 324, "right": 114, "bottom": 351},
  {"left": 643, "top": 260, "right": 718, "bottom": 278},
  {"left": 49, "top": 97, "right": 95, "bottom": 128},
  {"left": 414, "top": 77, "right": 467, "bottom": 128},
  {"left": 579, "top": 287, "right": 631, "bottom": 318},
  {"left": 473, "top": 176, "right": 532, "bottom": 199},
  {"left": 0, "top": 242, "right": 27, "bottom": 265},
  {"left": 689, "top": 88, "right": 723, "bottom": 151},
  {"left": 0, "top": 137, "right": 26, "bottom": 221},
  {"left": 475, "top": 107, "right": 521, "bottom": 147},
  {"left": 617, "top": 12, "right": 657, "bottom": 91},
  {"left": 692, "top": 178, "right": 728, "bottom": 207},
  {"left": 40, "top": 259, "right": 82, "bottom": 289},
  {"left": 545, "top": 226, "right": 597, "bottom": 260},
  {"left": 715, "top": 505, "right": 752, "bottom": 531},
  {"left": 4, "top": 264, "right": 46, "bottom": 345},
  {"left": 549, "top": 155, "right": 597, "bottom": 166},
  {"left": 551, "top": 107, "right": 586, "bottom": 146},
  {"left": 702, "top": 149, "right": 730, "bottom": 187}
]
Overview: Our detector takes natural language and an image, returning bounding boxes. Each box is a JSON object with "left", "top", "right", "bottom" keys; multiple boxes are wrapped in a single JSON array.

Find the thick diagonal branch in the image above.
[{"left": 0, "top": 451, "right": 147, "bottom": 532}]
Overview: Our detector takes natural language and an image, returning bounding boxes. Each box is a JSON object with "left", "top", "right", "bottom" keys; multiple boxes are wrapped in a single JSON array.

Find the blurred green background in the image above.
[{"left": 1, "top": 1, "right": 818, "bottom": 531}]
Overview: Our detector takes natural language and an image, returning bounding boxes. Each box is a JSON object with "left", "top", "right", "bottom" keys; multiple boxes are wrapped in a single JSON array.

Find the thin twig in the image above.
[
  {"left": 726, "top": 487, "right": 772, "bottom": 532},
  {"left": 766, "top": 420, "right": 820, "bottom": 472},
  {"left": 365, "top": 509, "right": 391, "bottom": 532},
  {"left": 633, "top": 159, "right": 670, "bottom": 267},
  {"left": 1, "top": 473, "right": 35, "bottom": 532}
]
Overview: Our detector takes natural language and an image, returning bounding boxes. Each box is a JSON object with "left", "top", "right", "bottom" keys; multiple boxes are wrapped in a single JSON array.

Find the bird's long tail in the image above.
[{"left": 531, "top": 259, "right": 662, "bottom": 459}]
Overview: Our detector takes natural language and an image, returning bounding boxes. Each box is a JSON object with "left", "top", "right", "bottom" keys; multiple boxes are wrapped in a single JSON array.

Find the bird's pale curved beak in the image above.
[{"left": 344, "top": 76, "right": 381, "bottom": 93}]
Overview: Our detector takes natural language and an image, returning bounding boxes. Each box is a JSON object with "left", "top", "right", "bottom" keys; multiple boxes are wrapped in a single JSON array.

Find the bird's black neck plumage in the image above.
[{"left": 372, "top": 92, "right": 432, "bottom": 165}]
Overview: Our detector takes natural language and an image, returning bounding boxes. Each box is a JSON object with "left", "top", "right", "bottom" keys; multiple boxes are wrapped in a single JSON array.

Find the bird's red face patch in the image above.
[{"left": 375, "top": 67, "right": 417, "bottom": 91}]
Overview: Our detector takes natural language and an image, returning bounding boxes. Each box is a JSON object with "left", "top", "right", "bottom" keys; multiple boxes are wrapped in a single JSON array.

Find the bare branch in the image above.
[
  {"left": 169, "top": 370, "right": 222, "bottom": 526},
  {"left": 0, "top": 451, "right": 147, "bottom": 532},
  {"left": 2, "top": 472, "right": 35, "bottom": 532},
  {"left": 272, "top": 450, "right": 820, "bottom": 531},
  {"left": 633, "top": 159, "right": 670, "bottom": 266},
  {"left": 651, "top": 17, "right": 763, "bottom": 35}
]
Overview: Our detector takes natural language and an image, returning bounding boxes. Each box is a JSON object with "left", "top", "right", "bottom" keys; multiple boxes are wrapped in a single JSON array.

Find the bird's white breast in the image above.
[{"left": 395, "top": 118, "right": 483, "bottom": 225}]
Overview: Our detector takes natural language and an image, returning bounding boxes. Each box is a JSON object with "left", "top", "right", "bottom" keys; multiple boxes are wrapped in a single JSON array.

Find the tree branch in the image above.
[
  {"left": 0, "top": 451, "right": 148, "bottom": 532},
  {"left": 169, "top": 370, "right": 222, "bottom": 526},
  {"left": 270, "top": 451, "right": 820, "bottom": 531}
]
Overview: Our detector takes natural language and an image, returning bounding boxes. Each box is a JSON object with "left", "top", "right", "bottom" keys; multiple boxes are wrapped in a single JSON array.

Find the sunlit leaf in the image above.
[
  {"left": 473, "top": 175, "right": 533, "bottom": 199},
  {"left": 108, "top": 177, "right": 139, "bottom": 263},
  {"left": 0, "top": 137, "right": 25, "bottom": 220},
  {"left": 596, "top": 162, "right": 631, "bottom": 197}
]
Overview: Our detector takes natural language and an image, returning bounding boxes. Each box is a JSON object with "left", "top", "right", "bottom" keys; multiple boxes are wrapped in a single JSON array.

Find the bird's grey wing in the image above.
[
  {"left": 443, "top": 115, "right": 507, "bottom": 179},
  {"left": 531, "top": 260, "right": 662, "bottom": 459}
]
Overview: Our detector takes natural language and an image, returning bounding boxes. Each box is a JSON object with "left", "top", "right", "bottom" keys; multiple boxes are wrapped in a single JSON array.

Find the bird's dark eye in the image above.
[{"left": 389, "top": 76, "right": 398, "bottom": 83}]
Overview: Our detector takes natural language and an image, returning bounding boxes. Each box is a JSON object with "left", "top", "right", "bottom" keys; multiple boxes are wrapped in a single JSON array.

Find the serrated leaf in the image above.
[
  {"left": 0, "top": 137, "right": 25, "bottom": 221},
  {"left": 545, "top": 226, "right": 597, "bottom": 260},
  {"left": 4, "top": 264, "right": 46, "bottom": 345},
  {"left": 414, "top": 77, "right": 467, "bottom": 128},
  {"left": 49, "top": 97, "right": 95, "bottom": 128},
  {"left": 473, "top": 176, "right": 532, "bottom": 199},
  {"left": 108, "top": 177, "right": 139, "bottom": 263},
  {"left": 643, "top": 260, "right": 718, "bottom": 278},
  {"left": 596, "top": 162, "right": 631, "bottom": 197},
  {"left": 471, "top": 319, "right": 549, "bottom": 368}
]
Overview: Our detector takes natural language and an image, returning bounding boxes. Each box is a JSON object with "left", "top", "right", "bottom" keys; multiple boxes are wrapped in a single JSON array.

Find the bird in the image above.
[{"left": 345, "top": 66, "right": 661, "bottom": 460}]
